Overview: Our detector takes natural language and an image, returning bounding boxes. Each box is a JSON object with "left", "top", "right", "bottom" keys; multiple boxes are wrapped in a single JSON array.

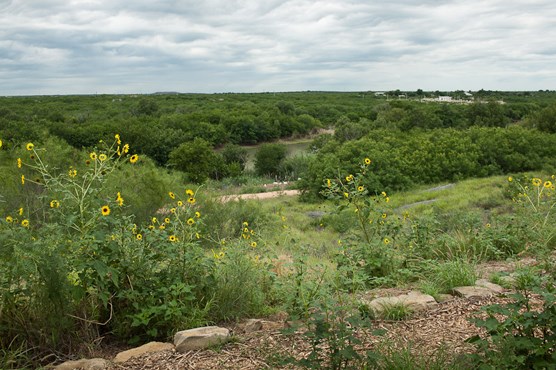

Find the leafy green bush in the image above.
[
  {"left": 254, "top": 143, "right": 287, "bottom": 177},
  {"left": 169, "top": 137, "right": 226, "bottom": 182},
  {"left": 466, "top": 276, "right": 556, "bottom": 369}
]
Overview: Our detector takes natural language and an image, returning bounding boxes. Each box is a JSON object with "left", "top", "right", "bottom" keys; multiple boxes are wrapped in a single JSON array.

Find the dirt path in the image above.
[{"left": 220, "top": 189, "right": 300, "bottom": 202}]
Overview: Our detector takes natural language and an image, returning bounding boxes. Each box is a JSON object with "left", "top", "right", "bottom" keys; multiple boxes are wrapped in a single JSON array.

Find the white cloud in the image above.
[{"left": 1, "top": 0, "right": 555, "bottom": 94}]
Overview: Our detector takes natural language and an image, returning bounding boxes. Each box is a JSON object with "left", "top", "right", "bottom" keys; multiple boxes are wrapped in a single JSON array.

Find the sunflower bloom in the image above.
[
  {"left": 21, "top": 219, "right": 29, "bottom": 228},
  {"left": 187, "top": 218, "right": 195, "bottom": 225},
  {"left": 186, "top": 189, "right": 194, "bottom": 197},
  {"left": 17, "top": 158, "right": 22, "bottom": 168},
  {"left": 122, "top": 144, "right": 130, "bottom": 154},
  {"left": 177, "top": 200, "right": 183, "bottom": 207},
  {"left": 18, "top": 207, "right": 23, "bottom": 216},
  {"left": 136, "top": 234, "right": 142, "bottom": 241},
  {"left": 508, "top": 176, "right": 513, "bottom": 182},
  {"left": 357, "top": 186, "right": 364, "bottom": 192},
  {"left": 50, "top": 200, "right": 60, "bottom": 208},
  {"left": 130, "top": 154, "right": 139, "bottom": 164},
  {"left": 0, "top": 139, "right": 2, "bottom": 148},
  {"left": 115, "top": 134, "right": 121, "bottom": 145},
  {"left": 164, "top": 217, "right": 170, "bottom": 224},
  {"left": 168, "top": 191, "right": 175, "bottom": 199},
  {"left": 101, "top": 205, "right": 111, "bottom": 216},
  {"left": 326, "top": 179, "right": 331, "bottom": 187},
  {"left": 250, "top": 241, "right": 257, "bottom": 248},
  {"left": 364, "top": 158, "right": 371, "bottom": 165},
  {"left": 168, "top": 235, "right": 177, "bottom": 242},
  {"left": 195, "top": 211, "right": 201, "bottom": 218},
  {"left": 382, "top": 213, "right": 387, "bottom": 219},
  {"left": 159, "top": 224, "right": 166, "bottom": 230},
  {"left": 90, "top": 152, "right": 97, "bottom": 160},
  {"left": 383, "top": 237, "right": 390, "bottom": 245},
  {"left": 68, "top": 168, "right": 77, "bottom": 177},
  {"left": 21, "top": 175, "right": 25, "bottom": 185},
  {"left": 5, "top": 216, "right": 13, "bottom": 223},
  {"left": 170, "top": 208, "right": 176, "bottom": 214},
  {"left": 26, "top": 143, "right": 34, "bottom": 151},
  {"left": 544, "top": 181, "right": 553, "bottom": 189},
  {"left": 116, "top": 192, "right": 124, "bottom": 206},
  {"left": 187, "top": 197, "right": 196, "bottom": 204},
  {"left": 99, "top": 154, "right": 107, "bottom": 161},
  {"left": 345, "top": 174, "right": 354, "bottom": 182},
  {"left": 532, "top": 178, "right": 542, "bottom": 187}
]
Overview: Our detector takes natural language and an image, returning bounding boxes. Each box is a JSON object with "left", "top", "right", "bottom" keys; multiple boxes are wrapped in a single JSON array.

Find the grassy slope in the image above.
[{"left": 237, "top": 172, "right": 554, "bottom": 263}]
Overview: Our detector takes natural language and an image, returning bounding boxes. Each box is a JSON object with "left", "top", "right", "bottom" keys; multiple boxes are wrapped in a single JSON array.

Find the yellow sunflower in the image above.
[
  {"left": 50, "top": 200, "right": 60, "bottom": 208},
  {"left": 168, "top": 191, "right": 175, "bottom": 199},
  {"left": 136, "top": 234, "right": 143, "bottom": 241},
  {"left": 364, "top": 158, "right": 371, "bottom": 165},
  {"left": 90, "top": 152, "right": 97, "bottom": 160},
  {"left": 21, "top": 219, "right": 29, "bottom": 227},
  {"left": 99, "top": 153, "right": 107, "bottom": 161},
  {"left": 168, "top": 235, "right": 177, "bottom": 242},
  {"left": 101, "top": 205, "right": 111, "bottom": 216},
  {"left": 116, "top": 192, "right": 124, "bottom": 206},
  {"left": 130, "top": 154, "right": 139, "bottom": 164},
  {"left": 17, "top": 158, "right": 22, "bottom": 168},
  {"left": 187, "top": 218, "right": 195, "bottom": 225},
  {"left": 26, "top": 143, "right": 34, "bottom": 151}
]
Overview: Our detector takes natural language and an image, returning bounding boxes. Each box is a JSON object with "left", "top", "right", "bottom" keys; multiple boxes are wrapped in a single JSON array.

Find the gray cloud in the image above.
[{"left": 1, "top": 0, "right": 555, "bottom": 95}]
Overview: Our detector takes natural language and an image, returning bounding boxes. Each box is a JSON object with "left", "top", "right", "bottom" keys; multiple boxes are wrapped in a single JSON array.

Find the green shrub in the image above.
[
  {"left": 466, "top": 276, "right": 556, "bottom": 369},
  {"left": 254, "top": 143, "right": 287, "bottom": 177},
  {"left": 209, "top": 241, "right": 275, "bottom": 321}
]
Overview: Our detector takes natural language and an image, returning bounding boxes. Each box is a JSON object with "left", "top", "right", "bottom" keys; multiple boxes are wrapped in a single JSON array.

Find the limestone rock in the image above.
[
  {"left": 366, "top": 290, "right": 437, "bottom": 313},
  {"left": 452, "top": 286, "right": 494, "bottom": 298},
  {"left": 54, "top": 358, "right": 109, "bottom": 370},
  {"left": 174, "top": 326, "right": 231, "bottom": 352},
  {"left": 244, "top": 319, "right": 263, "bottom": 333},
  {"left": 475, "top": 279, "right": 504, "bottom": 294},
  {"left": 113, "top": 341, "right": 174, "bottom": 363}
]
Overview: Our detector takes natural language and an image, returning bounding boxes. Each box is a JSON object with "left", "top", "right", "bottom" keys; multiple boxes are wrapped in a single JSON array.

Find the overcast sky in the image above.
[{"left": 1, "top": 0, "right": 555, "bottom": 95}]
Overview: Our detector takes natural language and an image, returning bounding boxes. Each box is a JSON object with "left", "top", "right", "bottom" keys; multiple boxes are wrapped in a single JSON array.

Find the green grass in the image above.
[{"left": 204, "top": 173, "right": 536, "bottom": 269}]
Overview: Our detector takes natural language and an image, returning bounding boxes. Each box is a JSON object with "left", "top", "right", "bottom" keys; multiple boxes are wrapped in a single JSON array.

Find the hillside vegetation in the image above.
[{"left": 0, "top": 91, "right": 555, "bottom": 368}]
